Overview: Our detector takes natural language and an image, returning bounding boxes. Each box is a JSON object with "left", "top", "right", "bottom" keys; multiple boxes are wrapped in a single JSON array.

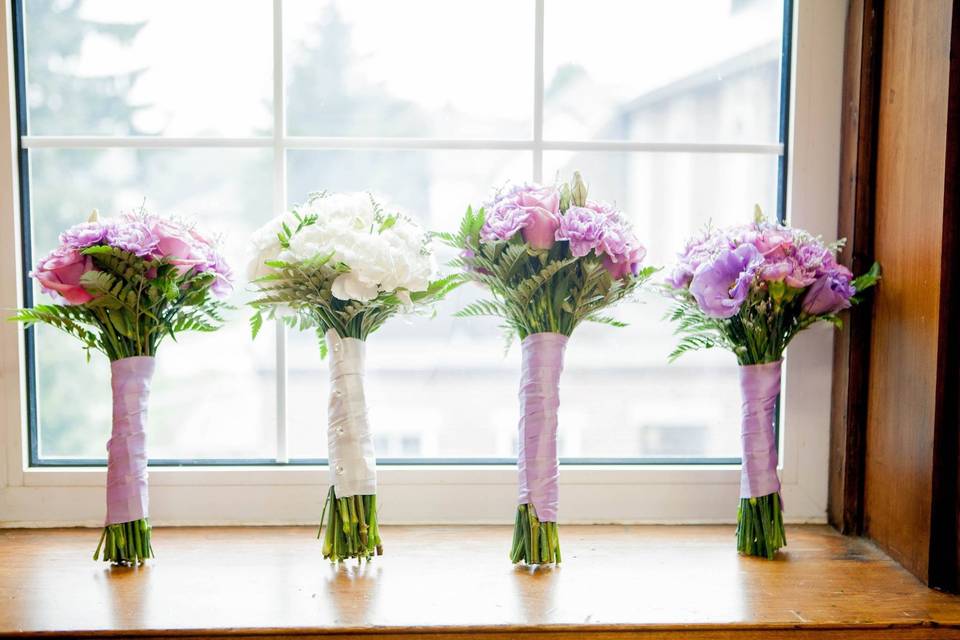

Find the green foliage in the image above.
[
  {"left": 665, "top": 285, "right": 819, "bottom": 365},
  {"left": 441, "top": 200, "right": 655, "bottom": 341},
  {"left": 11, "top": 246, "right": 229, "bottom": 361},
  {"left": 665, "top": 260, "right": 881, "bottom": 365},
  {"left": 851, "top": 261, "right": 882, "bottom": 302},
  {"left": 248, "top": 206, "right": 460, "bottom": 347}
]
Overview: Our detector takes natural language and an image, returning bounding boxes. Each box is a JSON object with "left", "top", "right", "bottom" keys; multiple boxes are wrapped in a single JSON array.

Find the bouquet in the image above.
[
  {"left": 442, "top": 172, "right": 655, "bottom": 565},
  {"left": 665, "top": 207, "right": 879, "bottom": 559},
  {"left": 12, "top": 209, "right": 232, "bottom": 564},
  {"left": 247, "top": 192, "right": 458, "bottom": 562}
]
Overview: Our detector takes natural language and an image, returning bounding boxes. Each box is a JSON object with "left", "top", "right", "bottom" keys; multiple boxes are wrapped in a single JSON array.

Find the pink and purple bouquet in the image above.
[
  {"left": 665, "top": 207, "right": 879, "bottom": 559},
  {"left": 442, "top": 172, "right": 655, "bottom": 565},
  {"left": 12, "top": 209, "right": 233, "bottom": 564}
]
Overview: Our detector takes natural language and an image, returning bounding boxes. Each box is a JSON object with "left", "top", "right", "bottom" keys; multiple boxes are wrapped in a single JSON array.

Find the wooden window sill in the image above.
[{"left": 1, "top": 525, "right": 958, "bottom": 639}]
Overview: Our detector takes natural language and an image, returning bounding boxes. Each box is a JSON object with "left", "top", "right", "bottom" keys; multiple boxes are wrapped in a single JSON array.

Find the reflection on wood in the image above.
[{"left": 1, "top": 525, "right": 959, "bottom": 638}]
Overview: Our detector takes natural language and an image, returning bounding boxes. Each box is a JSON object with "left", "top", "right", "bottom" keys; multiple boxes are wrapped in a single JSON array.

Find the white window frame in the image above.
[{"left": 0, "top": 0, "right": 846, "bottom": 526}]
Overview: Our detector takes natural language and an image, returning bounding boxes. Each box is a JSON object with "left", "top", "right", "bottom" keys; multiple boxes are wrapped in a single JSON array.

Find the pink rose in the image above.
[
  {"left": 32, "top": 246, "right": 96, "bottom": 305},
  {"left": 149, "top": 217, "right": 206, "bottom": 272},
  {"left": 759, "top": 259, "right": 793, "bottom": 282},
  {"left": 518, "top": 188, "right": 561, "bottom": 250},
  {"left": 602, "top": 245, "right": 646, "bottom": 280},
  {"left": 150, "top": 218, "right": 195, "bottom": 259}
]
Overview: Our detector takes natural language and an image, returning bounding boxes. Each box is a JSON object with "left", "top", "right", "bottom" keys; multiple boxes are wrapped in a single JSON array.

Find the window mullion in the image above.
[
  {"left": 533, "top": 0, "right": 544, "bottom": 183},
  {"left": 272, "top": 0, "right": 288, "bottom": 463}
]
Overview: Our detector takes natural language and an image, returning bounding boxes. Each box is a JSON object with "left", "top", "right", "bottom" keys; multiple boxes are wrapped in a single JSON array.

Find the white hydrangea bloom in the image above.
[
  {"left": 248, "top": 192, "right": 435, "bottom": 303},
  {"left": 246, "top": 212, "right": 297, "bottom": 281}
]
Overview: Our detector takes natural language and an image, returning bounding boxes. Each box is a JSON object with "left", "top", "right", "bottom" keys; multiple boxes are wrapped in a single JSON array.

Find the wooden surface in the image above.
[
  {"left": 865, "top": 0, "right": 954, "bottom": 584},
  {"left": 929, "top": 0, "right": 960, "bottom": 594},
  {"left": 0, "top": 525, "right": 959, "bottom": 639},
  {"left": 829, "top": 0, "right": 882, "bottom": 536}
]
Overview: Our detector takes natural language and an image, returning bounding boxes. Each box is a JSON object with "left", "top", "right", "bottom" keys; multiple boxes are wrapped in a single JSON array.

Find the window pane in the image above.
[
  {"left": 283, "top": 0, "right": 533, "bottom": 138},
  {"left": 285, "top": 149, "right": 531, "bottom": 459},
  {"left": 29, "top": 148, "right": 276, "bottom": 460},
  {"left": 23, "top": 0, "right": 272, "bottom": 136},
  {"left": 543, "top": 0, "right": 784, "bottom": 143},
  {"left": 542, "top": 150, "right": 781, "bottom": 459}
]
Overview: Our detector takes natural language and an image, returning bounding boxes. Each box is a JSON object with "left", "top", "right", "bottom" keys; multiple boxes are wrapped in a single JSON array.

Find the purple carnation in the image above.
[
  {"left": 105, "top": 219, "right": 159, "bottom": 257},
  {"left": 690, "top": 244, "right": 763, "bottom": 318},
  {"left": 480, "top": 183, "right": 561, "bottom": 245},
  {"left": 204, "top": 252, "right": 235, "bottom": 297},
  {"left": 481, "top": 205, "right": 529, "bottom": 243},
  {"left": 597, "top": 210, "right": 645, "bottom": 265},
  {"left": 59, "top": 221, "right": 112, "bottom": 250},
  {"left": 556, "top": 205, "right": 605, "bottom": 257}
]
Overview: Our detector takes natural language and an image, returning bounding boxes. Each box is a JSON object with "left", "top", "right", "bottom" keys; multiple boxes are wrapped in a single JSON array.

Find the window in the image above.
[{"left": 15, "top": 0, "right": 790, "bottom": 467}]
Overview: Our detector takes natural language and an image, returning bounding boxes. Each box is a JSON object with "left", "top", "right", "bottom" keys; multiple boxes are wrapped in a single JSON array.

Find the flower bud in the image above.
[
  {"left": 571, "top": 172, "right": 588, "bottom": 207},
  {"left": 559, "top": 183, "right": 571, "bottom": 212}
]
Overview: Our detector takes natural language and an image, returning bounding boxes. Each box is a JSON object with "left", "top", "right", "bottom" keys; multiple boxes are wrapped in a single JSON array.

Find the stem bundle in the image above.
[
  {"left": 318, "top": 486, "right": 382, "bottom": 562},
  {"left": 736, "top": 493, "right": 786, "bottom": 559},
  {"left": 510, "top": 504, "right": 561, "bottom": 565},
  {"left": 94, "top": 518, "right": 153, "bottom": 565}
]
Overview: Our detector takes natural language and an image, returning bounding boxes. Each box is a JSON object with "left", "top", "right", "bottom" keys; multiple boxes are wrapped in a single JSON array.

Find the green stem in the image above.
[
  {"left": 318, "top": 487, "right": 382, "bottom": 562},
  {"left": 736, "top": 493, "right": 786, "bottom": 559},
  {"left": 94, "top": 518, "right": 154, "bottom": 565},
  {"left": 509, "top": 504, "right": 561, "bottom": 565}
]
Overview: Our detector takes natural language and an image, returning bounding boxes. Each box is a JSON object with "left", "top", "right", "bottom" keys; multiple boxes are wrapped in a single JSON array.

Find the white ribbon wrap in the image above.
[{"left": 326, "top": 330, "right": 377, "bottom": 498}]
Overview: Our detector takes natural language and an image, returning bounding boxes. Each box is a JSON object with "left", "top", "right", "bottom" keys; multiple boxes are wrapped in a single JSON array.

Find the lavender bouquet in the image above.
[
  {"left": 665, "top": 208, "right": 879, "bottom": 559},
  {"left": 442, "top": 172, "right": 655, "bottom": 565},
  {"left": 11, "top": 210, "right": 233, "bottom": 564}
]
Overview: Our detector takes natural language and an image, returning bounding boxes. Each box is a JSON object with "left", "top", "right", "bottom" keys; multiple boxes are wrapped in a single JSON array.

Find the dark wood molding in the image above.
[
  {"left": 929, "top": 0, "right": 960, "bottom": 594},
  {"left": 828, "top": 0, "right": 883, "bottom": 535}
]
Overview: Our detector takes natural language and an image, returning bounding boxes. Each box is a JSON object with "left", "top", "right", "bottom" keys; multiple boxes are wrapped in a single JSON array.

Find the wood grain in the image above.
[
  {"left": 829, "top": 0, "right": 883, "bottom": 536},
  {"left": 0, "top": 525, "right": 959, "bottom": 639},
  {"left": 865, "top": 0, "right": 954, "bottom": 583}
]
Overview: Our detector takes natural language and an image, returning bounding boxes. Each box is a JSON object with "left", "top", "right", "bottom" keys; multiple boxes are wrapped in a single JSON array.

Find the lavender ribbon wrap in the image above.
[
  {"left": 326, "top": 330, "right": 377, "bottom": 499},
  {"left": 106, "top": 356, "right": 155, "bottom": 526},
  {"left": 517, "top": 332, "right": 568, "bottom": 523},
  {"left": 738, "top": 360, "right": 783, "bottom": 499}
]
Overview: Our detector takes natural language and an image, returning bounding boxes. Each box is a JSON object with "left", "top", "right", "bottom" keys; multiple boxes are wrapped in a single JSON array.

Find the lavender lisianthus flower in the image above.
[
  {"left": 59, "top": 221, "right": 112, "bottom": 250},
  {"left": 802, "top": 269, "right": 855, "bottom": 315},
  {"left": 666, "top": 265, "right": 695, "bottom": 289},
  {"left": 668, "top": 230, "right": 732, "bottom": 289},
  {"left": 556, "top": 205, "right": 605, "bottom": 257},
  {"left": 690, "top": 244, "right": 763, "bottom": 318}
]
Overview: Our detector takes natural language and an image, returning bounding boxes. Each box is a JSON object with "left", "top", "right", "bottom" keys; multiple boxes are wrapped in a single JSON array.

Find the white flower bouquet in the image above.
[{"left": 247, "top": 192, "right": 458, "bottom": 562}]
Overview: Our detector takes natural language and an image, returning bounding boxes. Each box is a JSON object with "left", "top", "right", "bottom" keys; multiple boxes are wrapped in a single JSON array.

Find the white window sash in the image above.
[{"left": 0, "top": 0, "right": 844, "bottom": 525}]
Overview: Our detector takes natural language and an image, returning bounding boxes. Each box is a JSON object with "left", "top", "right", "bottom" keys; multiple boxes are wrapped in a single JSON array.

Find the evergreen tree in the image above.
[
  {"left": 23, "top": 0, "right": 149, "bottom": 457},
  {"left": 285, "top": 6, "right": 430, "bottom": 213}
]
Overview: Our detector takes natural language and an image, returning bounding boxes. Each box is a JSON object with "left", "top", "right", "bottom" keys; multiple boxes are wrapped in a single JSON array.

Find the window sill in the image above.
[
  {"left": 1, "top": 524, "right": 958, "bottom": 638},
  {"left": 1, "top": 465, "right": 831, "bottom": 527}
]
